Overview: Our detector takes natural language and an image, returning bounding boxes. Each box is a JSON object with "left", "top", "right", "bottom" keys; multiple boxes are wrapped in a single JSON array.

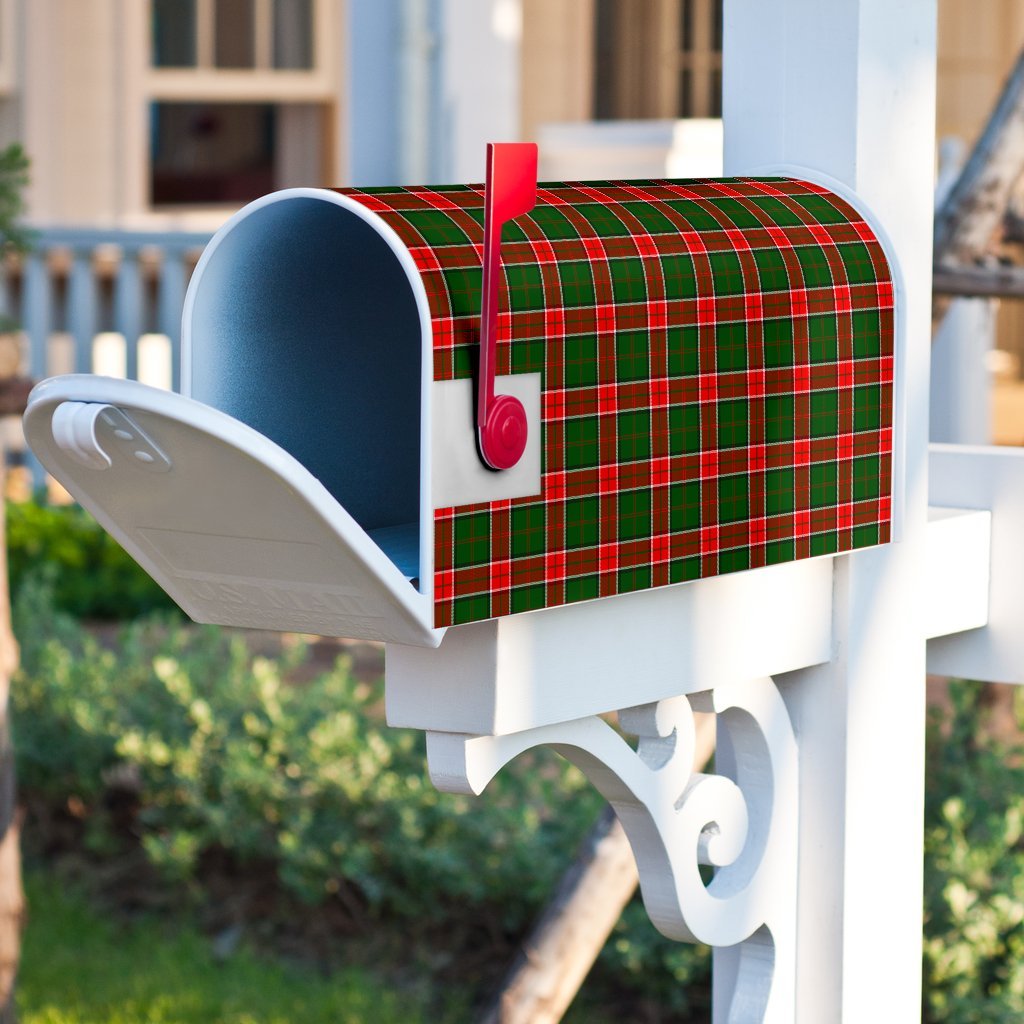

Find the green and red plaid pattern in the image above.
[{"left": 336, "top": 178, "right": 895, "bottom": 629}]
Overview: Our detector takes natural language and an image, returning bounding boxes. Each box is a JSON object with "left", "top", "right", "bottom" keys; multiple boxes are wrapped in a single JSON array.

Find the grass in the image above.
[{"left": 17, "top": 873, "right": 461, "bottom": 1024}]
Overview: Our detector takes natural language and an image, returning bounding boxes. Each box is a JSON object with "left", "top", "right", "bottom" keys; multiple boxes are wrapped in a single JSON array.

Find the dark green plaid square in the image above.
[
  {"left": 511, "top": 583, "right": 547, "bottom": 614},
  {"left": 810, "top": 462, "right": 838, "bottom": 509},
  {"left": 797, "top": 246, "right": 833, "bottom": 288},
  {"left": 564, "top": 416, "right": 600, "bottom": 471},
  {"left": 565, "top": 574, "right": 601, "bottom": 603},
  {"left": 618, "top": 489, "right": 651, "bottom": 541},
  {"left": 453, "top": 594, "right": 491, "bottom": 625},
  {"left": 454, "top": 511, "right": 491, "bottom": 565},
  {"left": 716, "top": 321, "right": 747, "bottom": 372},
  {"left": 840, "top": 241, "right": 876, "bottom": 285},
  {"left": 669, "top": 556, "right": 702, "bottom": 584},
  {"left": 669, "top": 404, "right": 700, "bottom": 455},
  {"left": 681, "top": 204, "right": 727, "bottom": 232},
  {"left": 512, "top": 338, "right": 546, "bottom": 374},
  {"left": 852, "top": 523, "right": 881, "bottom": 548},
  {"left": 852, "top": 309, "right": 882, "bottom": 358},
  {"left": 621, "top": 201, "right": 677, "bottom": 234},
  {"left": 809, "top": 390, "right": 839, "bottom": 438},
  {"left": 763, "top": 318, "right": 794, "bottom": 368},
  {"left": 754, "top": 248, "right": 789, "bottom": 292},
  {"left": 810, "top": 533, "right": 839, "bottom": 557},
  {"left": 531, "top": 205, "right": 579, "bottom": 239},
  {"left": 717, "top": 398, "right": 749, "bottom": 448},
  {"left": 755, "top": 197, "right": 805, "bottom": 227},
  {"left": 446, "top": 267, "right": 483, "bottom": 315},
  {"left": 808, "top": 313, "right": 839, "bottom": 363},
  {"left": 511, "top": 505, "right": 545, "bottom": 558},
  {"left": 765, "top": 538, "right": 795, "bottom": 564},
  {"left": 559, "top": 261, "right": 596, "bottom": 306},
  {"left": 670, "top": 481, "right": 701, "bottom": 531},
  {"left": 719, "top": 548, "right": 750, "bottom": 573},
  {"left": 578, "top": 203, "right": 628, "bottom": 237},
  {"left": 765, "top": 468, "right": 795, "bottom": 515},
  {"left": 618, "top": 409, "right": 651, "bottom": 462},
  {"left": 402, "top": 208, "right": 475, "bottom": 244},
  {"left": 853, "top": 384, "right": 882, "bottom": 432},
  {"left": 618, "top": 564, "right": 652, "bottom": 593},
  {"left": 718, "top": 474, "right": 749, "bottom": 523},
  {"left": 852, "top": 455, "right": 882, "bottom": 501},
  {"left": 792, "top": 193, "right": 847, "bottom": 225},
  {"left": 564, "top": 335, "right": 599, "bottom": 388},
  {"left": 708, "top": 250, "right": 745, "bottom": 295},
  {"left": 716, "top": 197, "right": 765, "bottom": 230},
  {"left": 667, "top": 325, "right": 699, "bottom": 375},
  {"left": 565, "top": 496, "right": 600, "bottom": 548},
  {"left": 505, "top": 263, "right": 544, "bottom": 310},
  {"left": 764, "top": 394, "right": 795, "bottom": 443},
  {"left": 616, "top": 330, "right": 650, "bottom": 382},
  {"left": 610, "top": 258, "right": 647, "bottom": 304},
  {"left": 663, "top": 255, "right": 698, "bottom": 300}
]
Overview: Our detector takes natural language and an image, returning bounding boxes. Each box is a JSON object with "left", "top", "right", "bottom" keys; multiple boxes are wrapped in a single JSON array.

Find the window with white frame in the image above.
[
  {"left": 146, "top": 0, "right": 336, "bottom": 208},
  {"left": 594, "top": 0, "right": 722, "bottom": 120},
  {"left": 152, "top": 0, "right": 315, "bottom": 71}
]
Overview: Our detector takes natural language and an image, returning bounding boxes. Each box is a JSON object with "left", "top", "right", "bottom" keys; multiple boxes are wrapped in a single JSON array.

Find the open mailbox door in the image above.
[{"left": 23, "top": 374, "right": 441, "bottom": 647}]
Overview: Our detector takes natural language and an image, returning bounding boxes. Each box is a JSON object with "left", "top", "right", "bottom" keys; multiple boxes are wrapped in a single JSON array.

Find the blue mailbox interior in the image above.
[{"left": 186, "top": 195, "right": 423, "bottom": 581}]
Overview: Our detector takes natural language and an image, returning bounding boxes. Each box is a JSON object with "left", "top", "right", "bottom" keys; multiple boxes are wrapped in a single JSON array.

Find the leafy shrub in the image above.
[
  {"left": 21, "top": 553, "right": 1024, "bottom": 1020},
  {"left": 923, "top": 681, "right": 1024, "bottom": 1022},
  {"left": 7, "top": 498, "right": 179, "bottom": 619},
  {"left": 11, "top": 575, "right": 710, "bottom": 1014}
]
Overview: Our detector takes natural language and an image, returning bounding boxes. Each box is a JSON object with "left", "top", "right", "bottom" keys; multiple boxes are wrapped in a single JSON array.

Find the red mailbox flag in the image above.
[{"left": 478, "top": 143, "right": 538, "bottom": 470}]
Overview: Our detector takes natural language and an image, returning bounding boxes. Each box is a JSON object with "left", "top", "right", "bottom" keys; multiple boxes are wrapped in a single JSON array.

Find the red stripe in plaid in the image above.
[
  {"left": 748, "top": 515, "right": 768, "bottom": 547},
  {"left": 793, "top": 439, "right": 812, "bottom": 468},
  {"left": 599, "top": 540, "right": 620, "bottom": 576},
  {"left": 701, "top": 447, "right": 720, "bottom": 480},
  {"left": 793, "top": 509, "right": 813, "bottom": 539},
  {"left": 701, "top": 522, "right": 720, "bottom": 556},
  {"left": 528, "top": 236, "right": 558, "bottom": 265},
  {"left": 545, "top": 547, "right": 566, "bottom": 585}
]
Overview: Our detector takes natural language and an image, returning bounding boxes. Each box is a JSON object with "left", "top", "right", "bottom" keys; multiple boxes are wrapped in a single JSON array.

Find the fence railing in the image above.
[
  {"left": 4, "top": 226, "right": 213, "bottom": 394},
  {"left": 0, "top": 226, "right": 213, "bottom": 487}
]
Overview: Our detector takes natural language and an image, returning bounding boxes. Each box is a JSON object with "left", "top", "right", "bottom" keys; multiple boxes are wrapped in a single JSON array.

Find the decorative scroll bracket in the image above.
[{"left": 425, "top": 675, "right": 798, "bottom": 1024}]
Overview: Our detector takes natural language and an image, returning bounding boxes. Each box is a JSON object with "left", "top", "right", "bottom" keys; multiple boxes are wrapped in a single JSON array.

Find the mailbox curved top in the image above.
[{"left": 305, "top": 176, "right": 895, "bottom": 627}]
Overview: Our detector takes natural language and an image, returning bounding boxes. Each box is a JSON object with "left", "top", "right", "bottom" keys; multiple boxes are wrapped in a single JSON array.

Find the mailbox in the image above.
[{"left": 23, "top": 160, "right": 895, "bottom": 646}]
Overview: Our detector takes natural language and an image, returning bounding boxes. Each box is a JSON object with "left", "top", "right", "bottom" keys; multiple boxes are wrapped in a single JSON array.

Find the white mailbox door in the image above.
[{"left": 23, "top": 375, "right": 441, "bottom": 647}]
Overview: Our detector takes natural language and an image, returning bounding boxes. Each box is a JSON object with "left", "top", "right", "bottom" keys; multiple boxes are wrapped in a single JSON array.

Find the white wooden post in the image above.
[{"left": 723, "top": 1, "right": 936, "bottom": 1019}]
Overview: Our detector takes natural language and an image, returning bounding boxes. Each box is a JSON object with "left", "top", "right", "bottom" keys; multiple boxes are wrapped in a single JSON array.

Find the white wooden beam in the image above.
[{"left": 722, "top": 1, "right": 936, "bottom": 1020}]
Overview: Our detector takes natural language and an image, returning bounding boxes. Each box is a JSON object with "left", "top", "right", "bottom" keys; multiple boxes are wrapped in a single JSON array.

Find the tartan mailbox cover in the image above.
[
  {"left": 349, "top": 175, "right": 895, "bottom": 628},
  {"left": 23, "top": 174, "right": 895, "bottom": 644}
]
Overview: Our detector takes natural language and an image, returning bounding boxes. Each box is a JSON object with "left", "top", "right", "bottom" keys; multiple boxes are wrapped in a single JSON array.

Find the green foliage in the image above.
[
  {"left": 922, "top": 682, "right": 1024, "bottom": 1022},
  {"left": 7, "top": 499, "right": 179, "bottom": 619},
  {"left": 0, "top": 142, "right": 30, "bottom": 256},
  {"left": 12, "top": 575, "right": 709, "bottom": 1015},
  {"left": 17, "top": 872, "right": 454, "bottom": 1024}
]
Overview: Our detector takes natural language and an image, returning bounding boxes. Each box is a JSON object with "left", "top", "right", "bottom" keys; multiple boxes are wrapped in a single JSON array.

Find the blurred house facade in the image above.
[
  {"left": 0, "top": 0, "right": 1022, "bottom": 444},
  {"left": 0, "top": 0, "right": 1019, "bottom": 228}
]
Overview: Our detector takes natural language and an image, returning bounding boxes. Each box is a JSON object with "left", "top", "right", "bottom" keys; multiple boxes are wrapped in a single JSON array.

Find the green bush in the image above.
[
  {"left": 7, "top": 499, "right": 179, "bottom": 619},
  {"left": 20, "top": 545, "right": 1024, "bottom": 1020},
  {"left": 11, "top": 576, "right": 710, "bottom": 1015},
  {"left": 923, "top": 681, "right": 1024, "bottom": 1022}
]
